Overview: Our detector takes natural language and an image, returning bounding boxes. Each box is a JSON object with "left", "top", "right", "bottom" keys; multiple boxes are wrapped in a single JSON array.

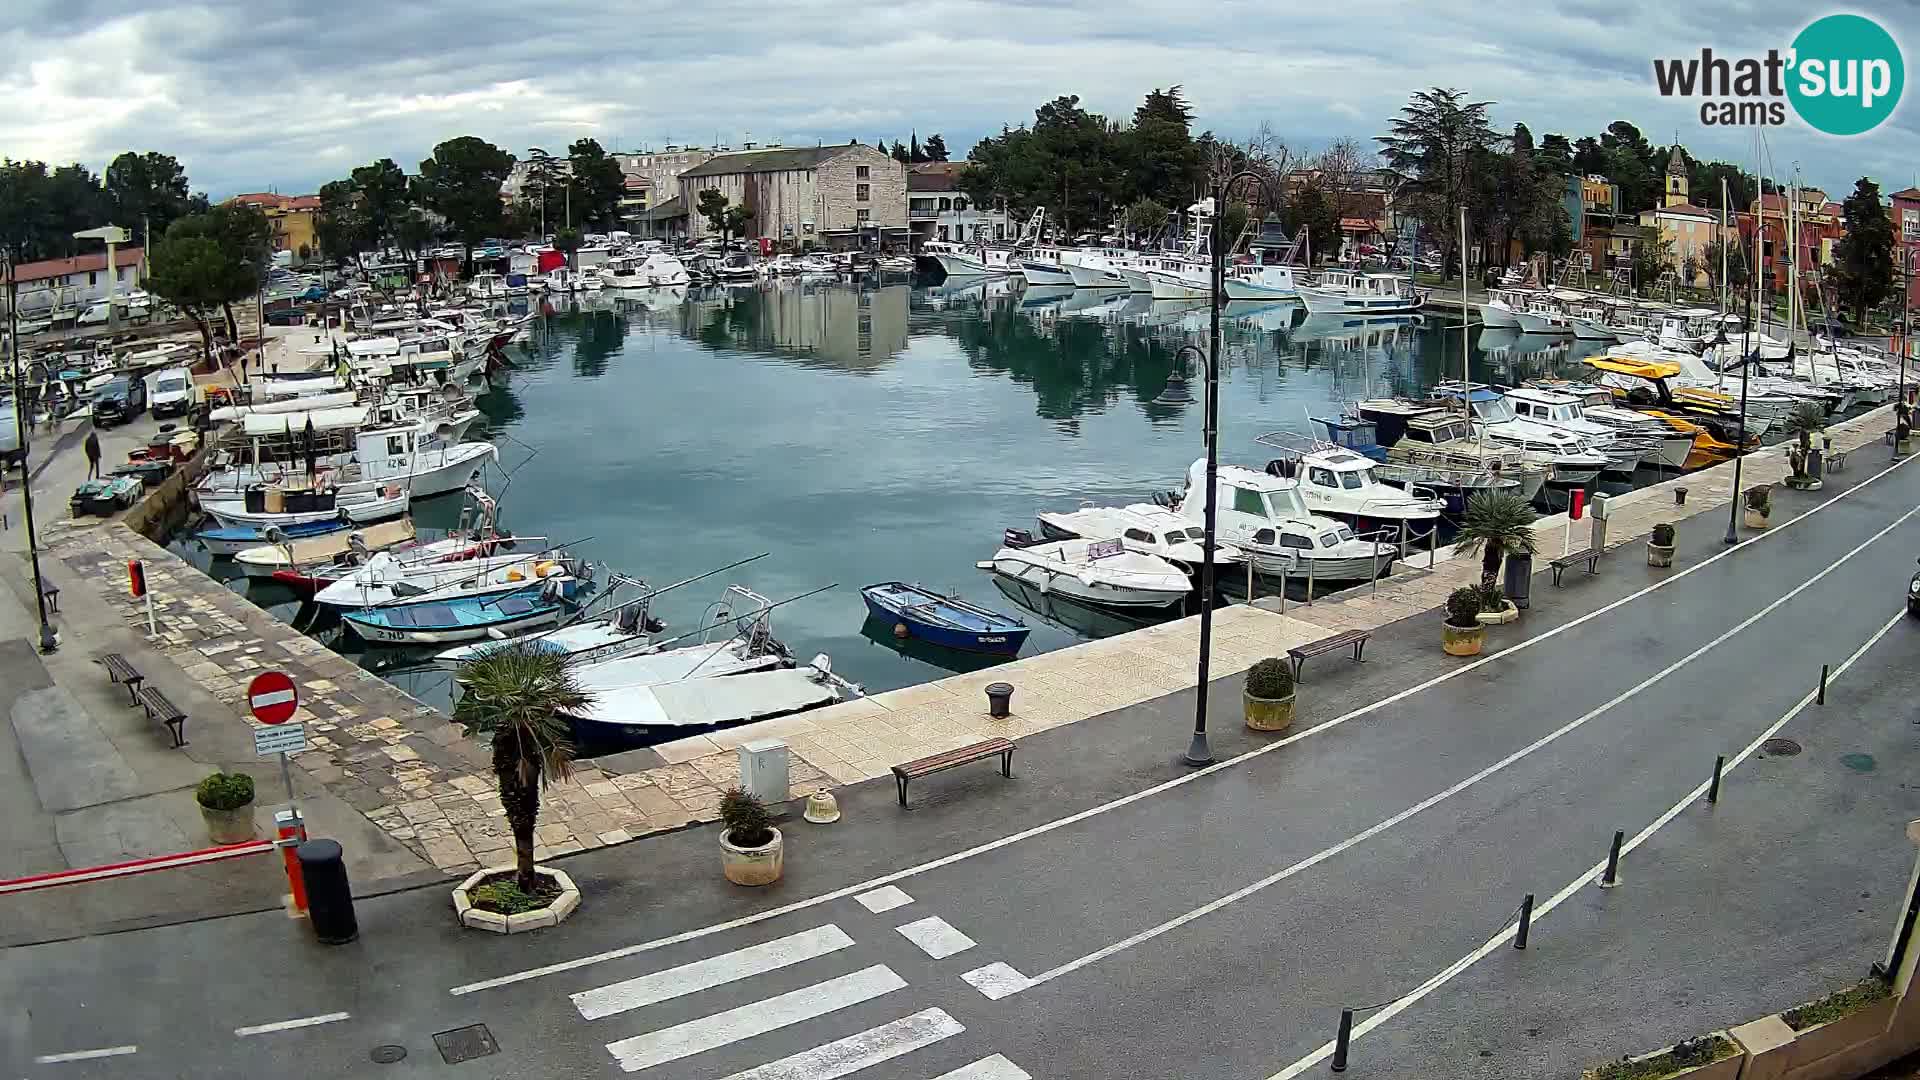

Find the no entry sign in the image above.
[{"left": 248, "top": 671, "right": 299, "bottom": 725}]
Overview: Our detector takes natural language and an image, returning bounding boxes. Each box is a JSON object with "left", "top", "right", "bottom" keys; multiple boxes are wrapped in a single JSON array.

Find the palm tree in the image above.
[
  {"left": 453, "top": 644, "right": 592, "bottom": 889},
  {"left": 1452, "top": 490, "right": 1540, "bottom": 590}
]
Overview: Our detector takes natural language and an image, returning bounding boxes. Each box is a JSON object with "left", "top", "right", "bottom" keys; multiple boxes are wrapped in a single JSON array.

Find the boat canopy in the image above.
[
  {"left": 1585, "top": 356, "right": 1681, "bottom": 380},
  {"left": 241, "top": 405, "right": 369, "bottom": 436}
]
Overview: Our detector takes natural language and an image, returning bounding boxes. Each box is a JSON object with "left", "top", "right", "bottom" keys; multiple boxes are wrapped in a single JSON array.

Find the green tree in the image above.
[
  {"left": 314, "top": 179, "right": 371, "bottom": 264},
  {"left": 452, "top": 643, "right": 590, "bottom": 890},
  {"left": 394, "top": 210, "right": 434, "bottom": 261},
  {"left": 909, "top": 132, "right": 926, "bottom": 164},
  {"left": 1452, "top": 490, "right": 1539, "bottom": 590},
  {"left": 145, "top": 234, "right": 228, "bottom": 361},
  {"left": 1630, "top": 235, "right": 1676, "bottom": 294},
  {"left": 1377, "top": 87, "right": 1501, "bottom": 270},
  {"left": 554, "top": 227, "right": 582, "bottom": 266},
  {"left": 696, "top": 189, "right": 755, "bottom": 245},
  {"left": 890, "top": 140, "right": 911, "bottom": 165},
  {"left": 1832, "top": 177, "right": 1894, "bottom": 328},
  {"left": 167, "top": 205, "right": 270, "bottom": 340},
  {"left": 1704, "top": 236, "right": 1749, "bottom": 291},
  {"left": 1124, "top": 197, "right": 1169, "bottom": 240},
  {"left": 1282, "top": 182, "right": 1338, "bottom": 263},
  {"left": 724, "top": 204, "right": 754, "bottom": 240},
  {"left": 923, "top": 133, "right": 950, "bottom": 162},
  {"left": 413, "top": 136, "right": 515, "bottom": 269},
  {"left": 105, "top": 151, "right": 196, "bottom": 247},
  {"left": 568, "top": 138, "right": 627, "bottom": 230},
  {"left": 349, "top": 158, "right": 409, "bottom": 249}
]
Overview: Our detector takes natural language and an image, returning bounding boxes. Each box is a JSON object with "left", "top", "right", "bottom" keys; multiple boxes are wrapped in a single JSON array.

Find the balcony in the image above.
[{"left": 909, "top": 208, "right": 939, "bottom": 220}]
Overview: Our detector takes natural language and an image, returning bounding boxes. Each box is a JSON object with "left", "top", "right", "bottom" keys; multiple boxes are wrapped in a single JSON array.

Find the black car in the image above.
[{"left": 91, "top": 375, "right": 146, "bottom": 427}]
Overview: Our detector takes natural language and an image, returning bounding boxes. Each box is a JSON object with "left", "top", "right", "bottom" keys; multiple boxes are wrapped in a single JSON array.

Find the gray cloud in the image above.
[{"left": 0, "top": 0, "right": 1912, "bottom": 198}]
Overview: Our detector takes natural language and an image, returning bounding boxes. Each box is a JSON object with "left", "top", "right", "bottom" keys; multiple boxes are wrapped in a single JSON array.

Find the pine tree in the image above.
[{"left": 1833, "top": 177, "right": 1895, "bottom": 328}]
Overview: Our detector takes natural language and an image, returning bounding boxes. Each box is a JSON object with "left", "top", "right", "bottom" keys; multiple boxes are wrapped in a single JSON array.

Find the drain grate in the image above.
[
  {"left": 1761, "top": 737, "right": 1803, "bottom": 757},
  {"left": 370, "top": 1045, "right": 407, "bottom": 1065},
  {"left": 434, "top": 1024, "right": 499, "bottom": 1064}
]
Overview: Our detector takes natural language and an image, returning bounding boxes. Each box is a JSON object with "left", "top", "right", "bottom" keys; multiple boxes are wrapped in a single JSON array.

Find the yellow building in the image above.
[
  {"left": 228, "top": 193, "right": 322, "bottom": 262},
  {"left": 1636, "top": 147, "right": 1727, "bottom": 287}
]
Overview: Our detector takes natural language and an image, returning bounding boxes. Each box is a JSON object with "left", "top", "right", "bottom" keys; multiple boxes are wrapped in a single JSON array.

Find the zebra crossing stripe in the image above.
[
  {"left": 574, "top": 925, "right": 855, "bottom": 1020},
  {"left": 606, "top": 964, "right": 907, "bottom": 1073},
  {"left": 716, "top": 1007, "right": 963, "bottom": 1080},
  {"left": 931, "top": 1055, "right": 1035, "bottom": 1080}
]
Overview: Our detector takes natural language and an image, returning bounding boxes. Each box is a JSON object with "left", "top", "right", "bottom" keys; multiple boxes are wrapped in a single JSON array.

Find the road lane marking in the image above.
[
  {"left": 717, "top": 1007, "right": 963, "bottom": 1080},
  {"left": 450, "top": 439, "right": 1916, "bottom": 997},
  {"left": 932, "top": 1055, "right": 1035, "bottom": 1079},
  {"left": 1006, "top": 503, "right": 1920, "bottom": 995},
  {"left": 33, "top": 1046, "right": 138, "bottom": 1063},
  {"left": 1264, "top": 605, "right": 1910, "bottom": 1079},
  {"left": 960, "top": 963, "right": 1033, "bottom": 1000},
  {"left": 234, "top": 1011, "right": 351, "bottom": 1037},
  {"left": 605, "top": 964, "right": 906, "bottom": 1073},
  {"left": 855, "top": 886, "right": 914, "bottom": 913},
  {"left": 895, "top": 916, "right": 976, "bottom": 959},
  {"left": 573, "top": 925, "right": 855, "bottom": 1021}
]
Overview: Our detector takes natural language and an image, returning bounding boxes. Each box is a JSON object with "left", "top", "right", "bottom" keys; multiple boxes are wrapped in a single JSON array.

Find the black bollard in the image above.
[
  {"left": 1330, "top": 1008, "right": 1354, "bottom": 1072},
  {"left": 297, "top": 839, "right": 359, "bottom": 944},
  {"left": 1818, "top": 664, "right": 1829, "bottom": 705},
  {"left": 985, "top": 682, "right": 1014, "bottom": 719},
  {"left": 1514, "top": 893, "right": 1534, "bottom": 950},
  {"left": 1599, "top": 830, "right": 1624, "bottom": 889},
  {"left": 1708, "top": 755, "right": 1725, "bottom": 804}
]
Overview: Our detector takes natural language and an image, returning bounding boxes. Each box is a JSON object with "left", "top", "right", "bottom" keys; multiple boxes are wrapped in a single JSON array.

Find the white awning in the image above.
[{"left": 240, "top": 405, "right": 369, "bottom": 436}]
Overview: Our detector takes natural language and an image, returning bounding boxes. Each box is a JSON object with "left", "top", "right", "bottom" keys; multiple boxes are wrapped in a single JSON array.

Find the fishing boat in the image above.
[
  {"left": 434, "top": 598, "right": 661, "bottom": 670},
  {"left": 197, "top": 517, "right": 357, "bottom": 559},
  {"left": 1513, "top": 295, "right": 1574, "bottom": 337},
  {"left": 1033, "top": 503, "right": 1242, "bottom": 575},
  {"left": 341, "top": 582, "right": 569, "bottom": 645},
  {"left": 988, "top": 537, "right": 1191, "bottom": 609},
  {"left": 1507, "top": 385, "right": 1691, "bottom": 470},
  {"left": 860, "top": 582, "right": 1031, "bottom": 655},
  {"left": 1427, "top": 383, "right": 1615, "bottom": 483},
  {"left": 1018, "top": 246, "right": 1078, "bottom": 286},
  {"left": 1476, "top": 288, "right": 1532, "bottom": 329},
  {"left": 313, "top": 549, "right": 579, "bottom": 609},
  {"left": 1222, "top": 265, "right": 1303, "bottom": 301},
  {"left": 1295, "top": 270, "right": 1425, "bottom": 315},
  {"left": 1351, "top": 401, "right": 1543, "bottom": 510},
  {"left": 203, "top": 484, "right": 410, "bottom": 529},
  {"left": 1311, "top": 414, "right": 1389, "bottom": 462}
]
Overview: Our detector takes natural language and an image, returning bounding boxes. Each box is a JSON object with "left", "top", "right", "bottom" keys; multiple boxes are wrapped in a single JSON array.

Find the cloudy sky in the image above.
[{"left": 2, "top": 0, "right": 1912, "bottom": 200}]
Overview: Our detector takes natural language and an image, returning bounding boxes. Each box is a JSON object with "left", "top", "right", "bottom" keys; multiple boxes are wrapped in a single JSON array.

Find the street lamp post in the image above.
[
  {"left": 1898, "top": 248, "right": 1912, "bottom": 458},
  {"left": 1724, "top": 228, "right": 1758, "bottom": 546},
  {"left": 4, "top": 258, "right": 59, "bottom": 652}
]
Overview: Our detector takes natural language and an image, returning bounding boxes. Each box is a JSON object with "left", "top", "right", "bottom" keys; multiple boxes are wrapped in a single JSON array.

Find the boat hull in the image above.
[
  {"left": 1570, "top": 318, "right": 1617, "bottom": 341},
  {"left": 1514, "top": 310, "right": 1572, "bottom": 336},
  {"left": 1478, "top": 302, "right": 1521, "bottom": 329},
  {"left": 989, "top": 557, "right": 1186, "bottom": 609},
  {"left": 1066, "top": 262, "right": 1128, "bottom": 289},
  {"left": 343, "top": 603, "right": 562, "bottom": 645},
  {"left": 195, "top": 520, "right": 351, "bottom": 558},
  {"left": 1223, "top": 279, "right": 1298, "bottom": 301},
  {"left": 1019, "top": 262, "right": 1075, "bottom": 286},
  {"left": 1296, "top": 286, "right": 1423, "bottom": 316},
  {"left": 860, "top": 591, "right": 1030, "bottom": 655}
]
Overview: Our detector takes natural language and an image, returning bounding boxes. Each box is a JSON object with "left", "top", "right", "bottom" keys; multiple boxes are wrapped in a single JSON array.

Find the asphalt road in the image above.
[{"left": 7, "top": 447, "right": 1920, "bottom": 1080}]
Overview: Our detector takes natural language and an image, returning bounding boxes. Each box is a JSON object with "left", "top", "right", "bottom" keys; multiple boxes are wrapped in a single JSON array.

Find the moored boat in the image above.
[{"left": 860, "top": 582, "right": 1031, "bottom": 655}]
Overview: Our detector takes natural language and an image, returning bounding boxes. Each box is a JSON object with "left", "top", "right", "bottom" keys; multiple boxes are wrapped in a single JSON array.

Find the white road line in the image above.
[
  {"left": 717, "top": 1007, "right": 963, "bottom": 1080},
  {"left": 33, "top": 1046, "right": 138, "bottom": 1063},
  {"left": 895, "top": 916, "right": 976, "bottom": 959},
  {"left": 960, "top": 962, "right": 1033, "bottom": 1000},
  {"left": 855, "top": 885, "right": 914, "bottom": 913},
  {"left": 1005, "top": 503, "right": 1920, "bottom": 995},
  {"left": 233, "top": 1011, "right": 351, "bottom": 1037},
  {"left": 931, "top": 1054, "right": 1035, "bottom": 1080},
  {"left": 605, "top": 964, "right": 907, "bottom": 1073},
  {"left": 448, "top": 443, "right": 1914, "bottom": 997},
  {"left": 573, "top": 925, "right": 855, "bottom": 1021},
  {"left": 1263, "top": 605, "right": 1911, "bottom": 1080}
]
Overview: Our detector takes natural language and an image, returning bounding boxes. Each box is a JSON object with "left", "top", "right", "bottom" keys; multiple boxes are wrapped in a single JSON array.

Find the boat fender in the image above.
[
  {"left": 507, "top": 568, "right": 526, "bottom": 582},
  {"left": 535, "top": 560, "right": 559, "bottom": 577}
]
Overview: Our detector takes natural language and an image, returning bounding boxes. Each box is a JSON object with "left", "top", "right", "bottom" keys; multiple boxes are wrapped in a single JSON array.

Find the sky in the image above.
[{"left": 1, "top": 0, "right": 1914, "bottom": 201}]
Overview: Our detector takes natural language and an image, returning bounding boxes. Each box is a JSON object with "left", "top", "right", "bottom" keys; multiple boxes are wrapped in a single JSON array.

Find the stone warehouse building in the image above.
[{"left": 677, "top": 142, "right": 907, "bottom": 249}]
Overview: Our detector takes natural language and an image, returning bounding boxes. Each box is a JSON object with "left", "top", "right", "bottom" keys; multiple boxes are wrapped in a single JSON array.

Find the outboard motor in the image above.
[
  {"left": 1002, "top": 528, "right": 1040, "bottom": 549},
  {"left": 1151, "top": 491, "right": 1178, "bottom": 510}
]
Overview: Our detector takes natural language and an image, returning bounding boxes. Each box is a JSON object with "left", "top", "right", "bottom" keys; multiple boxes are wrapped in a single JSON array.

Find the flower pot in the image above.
[
  {"left": 199, "top": 801, "right": 256, "bottom": 844},
  {"left": 1476, "top": 601, "right": 1518, "bottom": 625},
  {"left": 721, "top": 826, "right": 784, "bottom": 886},
  {"left": 1744, "top": 508, "right": 1770, "bottom": 530},
  {"left": 1647, "top": 542, "right": 1675, "bottom": 568},
  {"left": 1442, "top": 621, "right": 1484, "bottom": 656},
  {"left": 1243, "top": 688, "right": 1296, "bottom": 732}
]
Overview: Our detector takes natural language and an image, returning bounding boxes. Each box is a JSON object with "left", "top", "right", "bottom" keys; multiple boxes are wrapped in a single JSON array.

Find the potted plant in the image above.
[
  {"left": 196, "top": 771, "right": 256, "bottom": 843},
  {"left": 1243, "top": 657, "right": 1296, "bottom": 732},
  {"left": 450, "top": 642, "right": 592, "bottom": 932},
  {"left": 1581, "top": 1033, "right": 1742, "bottom": 1080},
  {"left": 1648, "top": 523, "right": 1677, "bottom": 567},
  {"left": 1443, "top": 587, "right": 1486, "bottom": 656},
  {"left": 1474, "top": 581, "right": 1517, "bottom": 625},
  {"left": 719, "top": 787, "right": 784, "bottom": 886},
  {"left": 1782, "top": 401, "right": 1826, "bottom": 490},
  {"left": 1453, "top": 491, "right": 1539, "bottom": 618},
  {"left": 1743, "top": 484, "right": 1771, "bottom": 529}
]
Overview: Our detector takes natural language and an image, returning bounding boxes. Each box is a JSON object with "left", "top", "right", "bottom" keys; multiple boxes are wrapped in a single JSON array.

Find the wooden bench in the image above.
[
  {"left": 1550, "top": 549, "right": 1601, "bottom": 586},
  {"left": 1287, "top": 630, "right": 1372, "bottom": 681},
  {"left": 134, "top": 685, "right": 188, "bottom": 748},
  {"left": 892, "top": 737, "right": 1015, "bottom": 807},
  {"left": 38, "top": 578, "right": 59, "bottom": 614},
  {"left": 98, "top": 652, "right": 145, "bottom": 705}
]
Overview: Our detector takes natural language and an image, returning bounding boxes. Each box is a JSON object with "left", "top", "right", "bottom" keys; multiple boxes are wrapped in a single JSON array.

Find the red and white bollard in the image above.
[{"left": 275, "top": 808, "right": 309, "bottom": 916}]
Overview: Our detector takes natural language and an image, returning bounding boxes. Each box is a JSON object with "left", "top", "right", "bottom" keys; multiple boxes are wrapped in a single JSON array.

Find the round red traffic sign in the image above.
[{"left": 247, "top": 671, "right": 299, "bottom": 725}]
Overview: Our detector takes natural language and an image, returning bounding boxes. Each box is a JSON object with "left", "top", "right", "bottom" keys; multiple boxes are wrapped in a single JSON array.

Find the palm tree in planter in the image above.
[
  {"left": 453, "top": 643, "right": 591, "bottom": 891},
  {"left": 1782, "top": 401, "right": 1826, "bottom": 489},
  {"left": 1452, "top": 490, "right": 1539, "bottom": 615}
]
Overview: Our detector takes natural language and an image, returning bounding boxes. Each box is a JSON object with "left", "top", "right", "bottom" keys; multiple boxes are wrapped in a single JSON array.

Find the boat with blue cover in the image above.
[
  {"left": 195, "top": 518, "right": 353, "bottom": 558},
  {"left": 341, "top": 582, "right": 569, "bottom": 645},
  {"left": 860, "top": 582, "right": 1031, "bottom": 655}
]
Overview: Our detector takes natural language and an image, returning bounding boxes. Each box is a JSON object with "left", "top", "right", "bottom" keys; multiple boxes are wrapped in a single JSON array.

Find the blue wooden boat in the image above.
[
  {"left": 341, "top": 583, "right": 567, "bottom": 646},
  {"left": 860, "top": 582, "right": 1030, "bottom": 655},
  {"left": 194, "top": 518, "right": 353, "bottom": 558}
]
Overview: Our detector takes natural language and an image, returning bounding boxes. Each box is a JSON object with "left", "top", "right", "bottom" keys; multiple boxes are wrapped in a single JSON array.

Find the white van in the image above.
[{"left": 147, "top": 366, "right": 194, "bottom": 419}]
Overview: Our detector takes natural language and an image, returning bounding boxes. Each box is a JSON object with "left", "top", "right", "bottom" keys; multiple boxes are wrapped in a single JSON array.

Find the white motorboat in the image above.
[
  {"left": 1430, "top": 384, "right": 1613, "bottom": 483},
  {"left": 1018, "top": 247, "right": 1077, "bottom": 286},
  {"left": 1513, "top": 295, "right": 1574, "bottom": 337},
  {"left": 1355, "top": 400, "right": 1550, "bottom": 504},
  {"left": 1034, "top": 503, "right": 1242, "bottom": 574},
  {"left": 1223, "top": 265, "right": 1303, "bottom": 301},
  {"left": 1253, "top": 433, "right": 1445, "bottom": 529},
  {"left": 604, "top": 252, "right": 692, "bottom": 288},
  {"left": 1501, "top": 385, "right": 1661, "bottom": 473},
  {"left": 988, "top": 537, "right": 1191, "bottom": 609},
  {"left": 1174, "top": 459, "right": 1396, "bottom": 582},
  {"left": 204, "top": 484, "right": 410, "bottom": 529},
  {"left": 314, "top": 549, "right": 575, "bottom": 608},
  {"left": 1065, "top": 249, "right": 1131, "bottom": 289},
  {"left": 1148, "top": 258, "right": 1212, "bottom": 300},
  {"left": 1296, "top": 270, "right": 1425, "bottom": 315},
  {"left": 1523, "top": 383, "right": 1699, "bottom": 469},
  {"left": 1477, "top": 288, "right": 1531, "bottom": 329}
]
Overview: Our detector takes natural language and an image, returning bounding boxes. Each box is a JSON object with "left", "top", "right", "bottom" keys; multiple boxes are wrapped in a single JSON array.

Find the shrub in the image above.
[
  {"left": 1245, "top": 657, "right": 1294, "bottom": 699},
  {"left": 1445, "top": 587, "right": 1483, "bottom": 627},
  {"left": 1745, "top": 485, "right": 1771, "bottom": 512},
  {"left": 1783, "top": 977, "right": 1890, "bottom": 1030},
  {"left": 1584, "top": 1034, "right": 1736, "bottom": 1080},
  {"left": 470, "top": 872, "right": 560, "bottom": 915},
  {"left": 720, "top": 787, "right": 775, "bottom": 848},
  {"left": 195, "top": 771, "right": 255, "bottom": 811},
  {"left": 1651, "top": 523, "right": 1676, "bottom": 546},
  {"left": 1475, "top": 581, "right": 1505, "bottom": 612}
]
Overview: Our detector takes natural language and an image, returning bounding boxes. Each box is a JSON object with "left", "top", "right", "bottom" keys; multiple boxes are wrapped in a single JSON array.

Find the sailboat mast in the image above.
[{"left": 1718, "top": 178, "right": 1730, "bottom": 392}]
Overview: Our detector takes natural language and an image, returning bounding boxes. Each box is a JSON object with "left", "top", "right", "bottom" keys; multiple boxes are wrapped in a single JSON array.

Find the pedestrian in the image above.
[{"left": 84, "top": 430, "right": 101, "bottom": 480}]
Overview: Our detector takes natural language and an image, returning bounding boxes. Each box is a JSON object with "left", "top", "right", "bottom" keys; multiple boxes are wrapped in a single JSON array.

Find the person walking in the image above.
[{"left": 84, "top": 430, "right": 101, "bottom": 480}]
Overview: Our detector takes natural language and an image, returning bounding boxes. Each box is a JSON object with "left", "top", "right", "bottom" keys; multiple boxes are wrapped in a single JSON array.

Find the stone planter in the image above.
[
  {"left": 1581, "top": 1033, "right": 1743, "bottom": 1080},
  {"left": 1784, "top": 474, "right": 1823, "bottom": 491},
  {"left": 1744, "top": 507, "right": 1771, "bottom": 530},
  {"left": 452, "top": 865, "right": 581, "bottom": 934},
  {"left": 1476, "top": 601, "right": 1518, "bottom": 625},
  {"left": 1785, "top": 996, "right": 1899, "bottom": 1069},
  {"left": 1442, "top": 621, "right": 1484, "bottom": 656},
  {"left": 1647, "top": 542, "right": 1675, "bottom": 568},
  {"left": 1243, "top": 689, "right": 1296, "bottom": 732},
  {"left": 199, "top": 801, "right": 256, "bottom": 844},
  {"left": 721, "top": 827, "right": 784, "bottom": 886}
]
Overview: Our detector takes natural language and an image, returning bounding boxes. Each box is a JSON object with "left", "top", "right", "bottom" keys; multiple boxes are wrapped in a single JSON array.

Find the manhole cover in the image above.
[
  {"left": 370, "top": 1045, "right": 407, "bottom": 1064},
  {"left": 434, "top": 1024, "right": 499, "bottom": 1064},
  {"left": 1761, "top": 738, "right": 1803, "bottom": 757},
  {"left": 1841, "top": 753, "right": 1877, "bottom": 772}
]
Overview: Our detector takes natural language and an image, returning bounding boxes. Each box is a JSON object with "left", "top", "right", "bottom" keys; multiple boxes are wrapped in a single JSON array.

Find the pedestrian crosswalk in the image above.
[{"left": 572, "top": 900, "right": 1036, "bottom": 1077}]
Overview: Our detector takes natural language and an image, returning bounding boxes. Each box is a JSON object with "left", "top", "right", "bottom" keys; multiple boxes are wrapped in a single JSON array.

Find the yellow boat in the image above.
[{"left": 1583, "top": 356, "right": 1757, "bottom": 466}]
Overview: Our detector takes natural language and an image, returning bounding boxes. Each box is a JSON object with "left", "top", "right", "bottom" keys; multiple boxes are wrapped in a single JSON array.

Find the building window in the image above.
[
  {"left": 955, "top": 198, "right": 968, "bottom": 213},
  {"left": 856, "top": 165, "right": 870, "bottom": 179},
  {"left": 856, "top": 184, "right": 870, "bottom": 202},
  {"left": 88, "top": 271, "right": 98, "bottom": 286},
  {"left": 939, "top": 198, "right": 952, "bottom": 212},
  {"left": 996, "top": 224, "right": 1006, "bottom": 240},
  {"left": 857, "top": 209, "right": 871, "bottom": 224}
]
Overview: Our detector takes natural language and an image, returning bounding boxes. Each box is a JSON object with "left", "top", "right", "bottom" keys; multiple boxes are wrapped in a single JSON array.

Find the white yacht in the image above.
[
  {"left": 1065, "top": 248, "right": 1132, "bottom": 289},
  {"left": 1223, "top": 265, "right": 1303, "bottom": 301},
  {"left": 1477, "top": 288, "right": 1532, "bottom": 329},
  {"left": 1522, "top": 383, "right": 1698, "bottom": 469},
  {"left": 926, "top": 241, "right": 1017, "bottom": 278},
  {"left": 1034, "top": 503, "right": 1242, "bottom": 574},
  {"left": 988, "top": 537, "right": 1191, "bottom": 609},
  {"left": 1174, "top": 459, "right": 1396, "bottom": 583},
  {"left": 1147, "top": 257, "right": 1212, "bottom": 300},
  {"left": 1501, "top": 386, "right": 1668, "bottom": 471},
  {"left": 1296, "top": 270, "right": 1425, "bottom": 315},
  {"left": 1253, "top": 433, "right": 1445, "bottom": 530},
  {"left": 1429, "top": 384, "right": 1614, "bottom": 483},
  {"left": 1018, "top": 246, "right": 1077, "bottom": 286}
]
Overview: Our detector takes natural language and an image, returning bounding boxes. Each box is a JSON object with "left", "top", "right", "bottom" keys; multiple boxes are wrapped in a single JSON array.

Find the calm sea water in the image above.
[{"left": 175, "top": 279, "right": 1623, "bottom": 715}]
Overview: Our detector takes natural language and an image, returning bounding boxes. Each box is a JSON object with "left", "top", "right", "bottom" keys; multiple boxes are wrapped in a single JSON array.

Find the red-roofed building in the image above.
[
  {"left": 1, "top": 247, "right": 145, "bottom": 314},
  {"left": 226, "top": 192, "right": 321, "bottom": 262},
  {"left": 1892, "top": 187, "right": 1920, "bottom": 316},
  {"left": 1737, "top": 187, "right": 1842, "bottom": 295}
]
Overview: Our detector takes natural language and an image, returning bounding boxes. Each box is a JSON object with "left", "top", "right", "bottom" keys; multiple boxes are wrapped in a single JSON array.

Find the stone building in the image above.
[
  {"left": 614, "top": 145, "right": 721, "bottom": 220},
  {"left": 677, "top": 143, "right": 907, "bottom": 249},
  {"left": 907, "top": 163, "right": 1009, "bottom": 249}
]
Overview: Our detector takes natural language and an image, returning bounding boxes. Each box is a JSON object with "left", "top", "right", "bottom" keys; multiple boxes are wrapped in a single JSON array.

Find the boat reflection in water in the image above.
[
  {"left": 989, "top": 575, "right": 1172, "bottom": 641},
  {"left": 858, "top": 616, "right": 1016, "bottom": 675}
]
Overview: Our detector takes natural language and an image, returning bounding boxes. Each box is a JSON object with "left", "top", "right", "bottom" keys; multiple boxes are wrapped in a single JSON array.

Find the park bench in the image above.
[
  {"left": 1550, "top": 549, "right": 1601, "bottom": 586},
  {"left": 1286, "top": 629, "right": 1372, "bottom": 681},
  {"left": 892, "top": 737, "right": 1015, "bottom": 807},
  {"left": 134, "top": 685, "right": 188, "bottom": 748},
  {"left": 1827, "top": 448, "right": 1850, "bottom": 473},
  {"left": 98, "top": 653, "right": 145, "bottom": 705}
]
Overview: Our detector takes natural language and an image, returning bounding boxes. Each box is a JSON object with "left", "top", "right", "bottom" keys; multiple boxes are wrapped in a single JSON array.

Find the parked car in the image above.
[
  {"left": 147, "top": 367, "right": 194, "bottom": 419},
  {"left": 91, "top": 375, "right": 147, "bottom": 427}
]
